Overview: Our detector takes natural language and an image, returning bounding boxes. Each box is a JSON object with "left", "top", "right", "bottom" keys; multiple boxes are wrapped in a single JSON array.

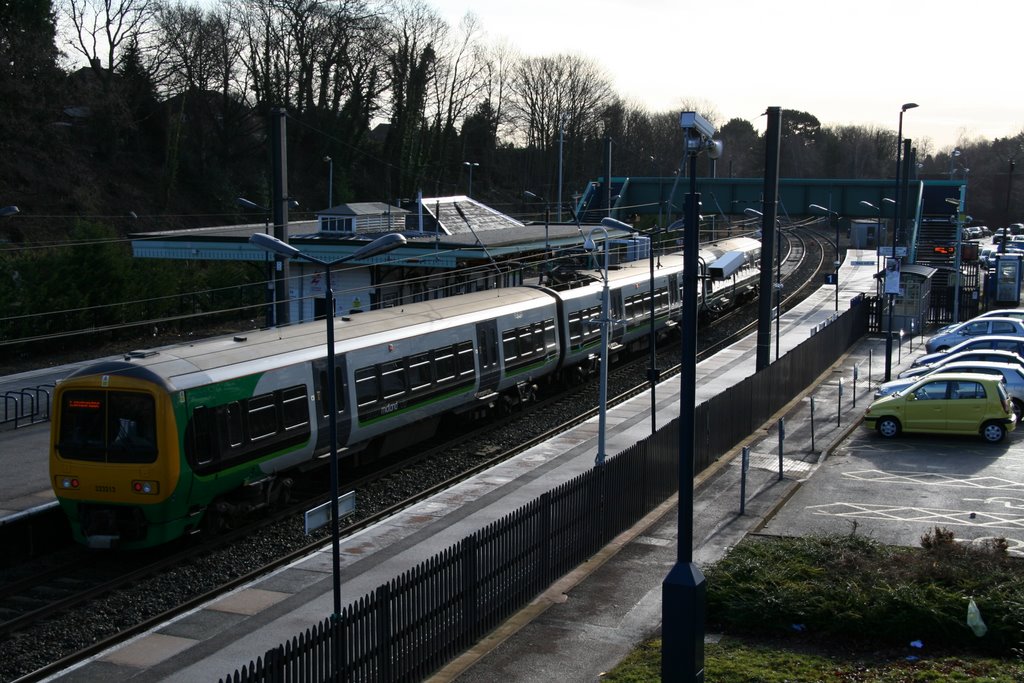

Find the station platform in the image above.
[{"left": 26, "top": 250, "right": 909, "bottom": 682}]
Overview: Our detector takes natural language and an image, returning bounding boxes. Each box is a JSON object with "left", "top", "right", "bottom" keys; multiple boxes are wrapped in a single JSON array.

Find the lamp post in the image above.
[
  {"left": 249, "top": 231, "right": 406, "bottom": 621},
  {"left": 524, "top": 191, "right": 551, "bottom": 259},
  {"left": 886, "top": 102, "right": 918, "bottom": 382},
  {"left": 745, "top": 207, "right": 782, "bottom": 360},
  {"left": 604, "top": 216, "right": 659, "bottom": 434},
  {"left": 946, "top": 193, "right": 968, "bottom": 323},
  {"left": 323, "top": 156, "right": 333, "bottom": 208},
  {"left": 808, "top": 203, "right": 840, "bottom": 311},
  {"left": 663, "top": 110, "right": 721, "bottom": 682},
  {"left": 238, "top": 197, "right": 275, "bottom": 326},
  {"left": 463, "top": 161, "right": 479, "bottom": 198},
  {"left": 583, "top": 226, "right": 611, "bottom": 466}
]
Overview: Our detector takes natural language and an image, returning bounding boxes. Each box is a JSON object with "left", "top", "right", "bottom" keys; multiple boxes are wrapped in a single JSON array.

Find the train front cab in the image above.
[{"left": 50, "top": 372, "right": 185, "bottom": 549}]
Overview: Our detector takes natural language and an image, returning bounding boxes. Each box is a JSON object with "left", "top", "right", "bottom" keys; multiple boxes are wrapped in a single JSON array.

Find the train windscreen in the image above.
[{"left": 57, "top": 390, "right": 158, "bottom": 464}]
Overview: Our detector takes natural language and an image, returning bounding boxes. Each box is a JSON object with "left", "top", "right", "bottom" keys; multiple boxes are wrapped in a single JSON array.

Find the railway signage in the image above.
[
  {"left": 877, "top": 246, "right": 908, "bottom": 257},
  {"left": 305, "top": 491, "right": 356, "bottom": 534}
]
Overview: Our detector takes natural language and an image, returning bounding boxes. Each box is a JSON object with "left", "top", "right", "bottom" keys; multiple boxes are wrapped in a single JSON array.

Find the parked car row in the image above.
[{"left": 864, "top": 307, "right": 1024, "bottom": 443}]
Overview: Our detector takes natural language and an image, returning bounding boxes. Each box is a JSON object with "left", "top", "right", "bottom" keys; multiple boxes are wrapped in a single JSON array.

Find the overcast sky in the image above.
[{"left": 428, "top": 0, "right": 1022, "bottom": 152}]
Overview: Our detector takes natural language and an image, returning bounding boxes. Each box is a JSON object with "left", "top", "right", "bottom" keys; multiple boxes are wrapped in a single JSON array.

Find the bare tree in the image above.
[{"left": 62, "top": 0, "right": 157, "bottom": 82}]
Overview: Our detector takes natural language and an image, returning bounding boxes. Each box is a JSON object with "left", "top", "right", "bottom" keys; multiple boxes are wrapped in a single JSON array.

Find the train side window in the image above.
[
  {"left": 435, "top": 348, "right": 456, "bottom": 383},
  {"left": 543, "top": 318, "right": 557, "bottom": 351},
  {"left": 408, "top": 353, "right": 432, "bottom": 392},
  {"left": 381, "top": 361, "right": 406, "bottom": 399},
  {"left": 248, "top": 393, "right": 277, "bottom": 441},
  {"left": 568, "top": 311, "right": 584, "bottom": 345},
  {"left": 223, "top": 402, "right": 244, "bottom": 448},
  {"left": 355, "top": 367, "right": 379, "bottom": 407},
  {"left": 503, "top": 329, "right": 519, "bottom": 362},
  {"left": 457, "top": 341, "right": 475, "bottom": 376},
  {"left": 281, "top": 385, "right": 309, "bottom": 430}
]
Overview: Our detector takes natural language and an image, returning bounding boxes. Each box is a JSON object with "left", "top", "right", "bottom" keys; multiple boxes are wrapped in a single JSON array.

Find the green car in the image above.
[{"left": 864, "top": 372, "right": 1017, "bottom": 443}]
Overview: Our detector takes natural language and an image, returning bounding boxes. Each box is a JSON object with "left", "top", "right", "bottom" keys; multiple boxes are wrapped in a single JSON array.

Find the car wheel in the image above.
[
  {"left": 877, "top": 417, "right": 900, "bottom": 438},
  {"left": 982, "top": 421, "right": 1007, "bottom": 444},
  {"left": 1014, "top": 400, "right": 1024, "bottom": 423}
]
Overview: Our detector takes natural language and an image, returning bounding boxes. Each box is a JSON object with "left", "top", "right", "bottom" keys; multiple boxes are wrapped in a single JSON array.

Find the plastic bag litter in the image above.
[{"left": 967, "top": 598, "right": 988, "bottom": 637}]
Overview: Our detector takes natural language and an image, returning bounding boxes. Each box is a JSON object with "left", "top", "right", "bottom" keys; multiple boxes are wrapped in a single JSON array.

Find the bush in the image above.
[{"left": 704, "top": 533, "right": 1024, "bottom": 654}]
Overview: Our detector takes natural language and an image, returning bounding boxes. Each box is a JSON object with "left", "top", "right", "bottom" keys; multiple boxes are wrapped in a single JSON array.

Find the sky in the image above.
[{"left": 427, "top": 0, "right": 1022, "bottom": 152}]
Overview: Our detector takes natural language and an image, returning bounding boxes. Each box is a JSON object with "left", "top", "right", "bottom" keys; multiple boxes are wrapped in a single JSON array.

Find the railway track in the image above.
[{"left": 1, "top": 231, "right": 832, "bottom": 682}]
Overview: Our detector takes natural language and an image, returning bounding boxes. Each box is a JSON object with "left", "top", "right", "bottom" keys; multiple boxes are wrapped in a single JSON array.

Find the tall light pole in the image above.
[
  {"left": 604, "top": 216, "right": 659, "bottom": 434},
  {"left": 557, "top": 117, "right": 566, "bottom": 222},
  {"left": 745, "top": 207, "right": 783, "bottom": 360},
  {"left": 584, "top": 226, "right": 611, "bottom": 466},
  {"left": 663, "top": 110, "right": 721, "bottom": 682},
  {"left": 947, "top": 192, "right": 968, "bottom": 323},
  {"left": 808, "top": 203, "right": 840, "bottom": 311},
  {"left": 463, "top": 161, "right": 479, "bottom": 198},
  {"left": 238, "top": 197, "right": 275, "bottom": 326},
  {"left": 886, "top": 102, "right": 918, "bottom": 381},
  {"left": 323, "top": 156, "right": 333, "bottom": 208},
  {"left": 250, "top": 231, "right": 406, "bottom": 622}
]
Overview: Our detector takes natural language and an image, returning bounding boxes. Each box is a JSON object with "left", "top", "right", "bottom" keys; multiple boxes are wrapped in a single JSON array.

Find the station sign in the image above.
[{"left": 877, "top": 246, "right": 908, "bottom": 257}]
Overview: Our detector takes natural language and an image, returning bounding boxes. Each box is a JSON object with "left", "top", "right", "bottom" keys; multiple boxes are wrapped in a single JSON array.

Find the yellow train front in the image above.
[{"left": 49, "top": 364, "right": 186, "bottom": 549}]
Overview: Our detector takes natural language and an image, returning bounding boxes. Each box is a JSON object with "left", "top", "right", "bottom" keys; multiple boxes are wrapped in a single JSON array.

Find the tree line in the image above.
[
  {"left": 4, "top": 0, "right": 1022, "bottom": 233},
  {"left": 1, "top": 0, "right": 1023, "bottom": 361}
]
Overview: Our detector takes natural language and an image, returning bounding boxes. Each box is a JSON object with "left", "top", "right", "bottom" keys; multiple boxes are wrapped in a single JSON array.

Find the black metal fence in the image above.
[{"left": 220, "top": 303, "right": 869, "bottom": 683}]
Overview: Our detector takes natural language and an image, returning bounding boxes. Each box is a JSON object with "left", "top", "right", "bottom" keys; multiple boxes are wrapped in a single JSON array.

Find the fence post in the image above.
[
  {"left": 540, "top": 491, "right": 551, "bottom": 585},
  {"left": 740, "top": 446, "right": 749, "bottom": 515},
  {"left": 462, "top": 536, "right": 478, "bottom": 644},
  {"left": 375, "top": 583, "right": 392, "bottom": 683},
  {"left": 852, "top": 364, "right": 859, "bottom": 408},
  {"left": 777, "top": 417, "right": 784, "bottom": 481},
  {"left": 837, "top": 378, "right": 844, "bottom": 427},
  {"left": 809, "top": 395, "right": 816, "bottom": 453}
]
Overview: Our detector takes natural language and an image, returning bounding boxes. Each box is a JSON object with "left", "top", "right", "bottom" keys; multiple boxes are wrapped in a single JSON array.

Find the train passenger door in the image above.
[
  {"left": 476, "top": 321, "right": 501, "bottom": 394},
  {"left": 609, "top": 290, "right": 626, "bottom": 346},
  {"left": 312, "top": 354, "right": 352, "bottom": 453}
]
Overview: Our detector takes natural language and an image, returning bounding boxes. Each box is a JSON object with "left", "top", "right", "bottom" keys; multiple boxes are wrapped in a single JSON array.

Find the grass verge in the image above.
[{"left": 602, "top": 530, "right": 1024, "bottom": 681}]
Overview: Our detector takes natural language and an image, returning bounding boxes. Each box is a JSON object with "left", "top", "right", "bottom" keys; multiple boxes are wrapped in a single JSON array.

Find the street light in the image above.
[
  {"left": 745, "top": 207, "right": 783, "bottom": 360},
  {"left": 524, "top": 191, "right": 551, "bottom": 258},
  {"left": 662, "top": 110, "right": 721, "bottom": 682},
  {"left": 886, "top": 102, "right": 918, "bottom": 382},
  {"left": 238, "top": 197, "right": 275, "bottom": 326},
  {"left": 583, "top": 226, "right": 611, "bottom": 466},
  {"left": 463, "top": 161, "right": 479, "bottom": 198},
  {"left": 946, "top": 194, "right": 968, "bottom": 323},
  {"left": 808, "top": 203, "right": 840, "bottom": 311},
  {"left": 324, "top": 156, "right": 333, "bottom": 208},
  {"left": 603, "top": 216, "right": 659, "bottom": 435},
  {"left": 249, "top": 231, "right": 406, "bottom": 622}
]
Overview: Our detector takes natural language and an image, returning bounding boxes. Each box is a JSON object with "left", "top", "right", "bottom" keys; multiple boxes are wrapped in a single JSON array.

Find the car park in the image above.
[
  {"left": 898, "top": 348, "right": 1024, "bottom": 379},
  {"left": 875, "top": 361, "right": 1024, "bottom": 419},
  {"left": 863, "top": 372, "right": 1016, "bottom": 443},
  {"left": 924, "top": 317, "right": 1024, "bottom": 353},
  {"left": 910, "top": 335, "right": 1024, "bottom": 368}
]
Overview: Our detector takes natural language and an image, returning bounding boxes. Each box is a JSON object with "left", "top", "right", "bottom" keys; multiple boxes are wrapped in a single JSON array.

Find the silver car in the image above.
[
  {"left": 930, "top": 309, "right": 1024, "bottom": 337},
  {"left": 898, "top": 349, "right": 1024, "bottom": 380},
  {"left": 924, "top": 317, "right": 1024, "bottom": 353},
  {"left": 911, "top": 335, "right": 1024, "bottom": 368},
  {"left": 877, "top": 361, "right": 1024, "bottom": 418}
]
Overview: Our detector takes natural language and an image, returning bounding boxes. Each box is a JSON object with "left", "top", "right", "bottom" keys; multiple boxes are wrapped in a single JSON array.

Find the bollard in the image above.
[
  {"left": 809, "top": 395, "right": 816, "bottom": 453},
  {"left": 868, "top": 349, "right": 873, "bottom": 386},
  {"left": 778, "top": 417, "right": 785, "bottom": 481},
  {"left": 910, "top": 320, "right": 915, "bottom": 352},
  {"left": 837, "top": 378, "right": 844, "bottom": 427},
  {"left": 852, "top": 365, "right": 859, "bottom": 408},
  {"left": 899, "top": 329, "right": 904, "bottom": 364},
  {"left": 740, "top": 446, "right": 750, "bottom": 515}
]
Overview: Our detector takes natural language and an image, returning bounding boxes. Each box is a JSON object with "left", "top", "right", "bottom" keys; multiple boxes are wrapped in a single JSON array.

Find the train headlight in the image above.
[
  {"left": 57, "top": 475, "right": 80, "bottom": 490},
  {"left": 131, "top": 480, "right": 160, "bottom": 495}
]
